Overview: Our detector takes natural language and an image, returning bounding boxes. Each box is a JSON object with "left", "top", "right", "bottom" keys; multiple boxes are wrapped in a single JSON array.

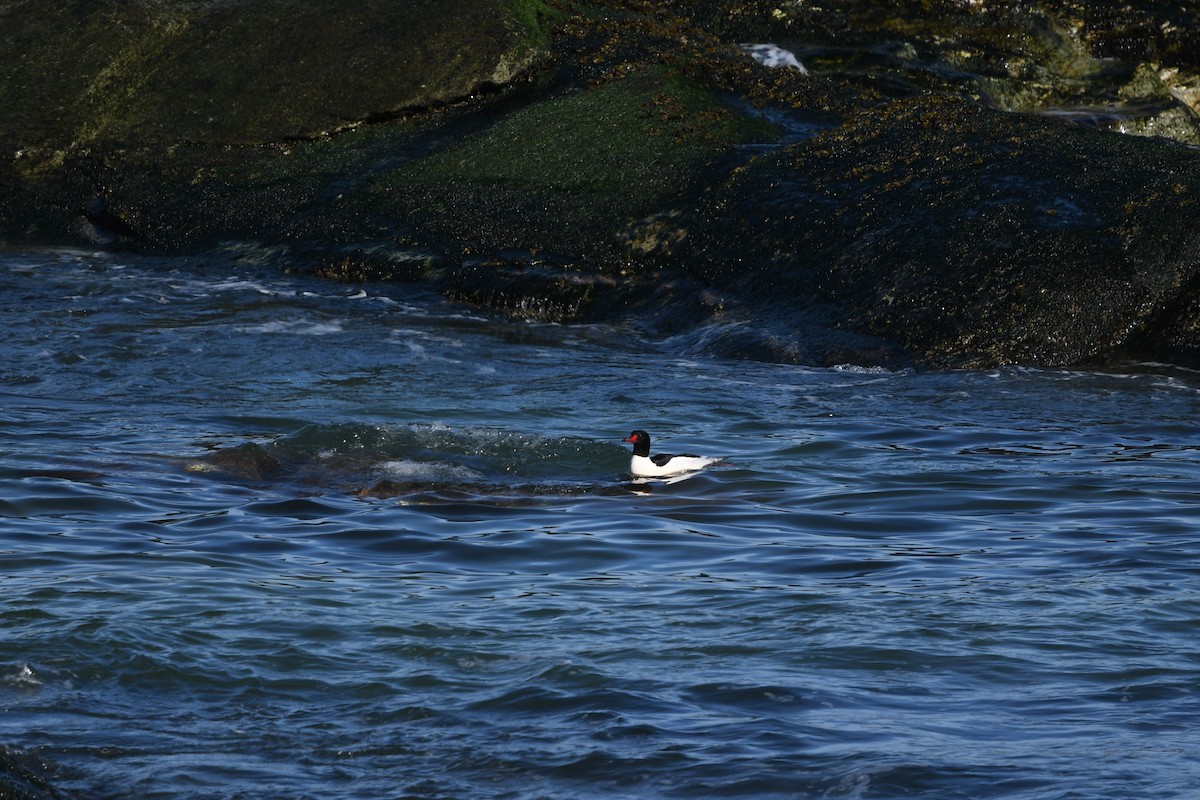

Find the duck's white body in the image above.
[
  {"left": 624, "top": 430, "right": 721, "bottom": 478},
  {"left": 629, "top": 452, "right": 722, "bottom": 478}
]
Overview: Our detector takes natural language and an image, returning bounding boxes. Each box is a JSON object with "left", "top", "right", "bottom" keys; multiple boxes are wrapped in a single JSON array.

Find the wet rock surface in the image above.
[
  {"left": 688, "top": 95, "right": 1200, "bottom": 367},
  {"left": 0, "top": 747, "right": 63, "bottom": 800},
  {"left": 3, "top": 0, "right": 1200, "bottom": 368}
]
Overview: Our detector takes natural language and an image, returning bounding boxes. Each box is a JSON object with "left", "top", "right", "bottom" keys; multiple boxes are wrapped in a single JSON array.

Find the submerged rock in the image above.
[
  {"left": 0, "top": 747, "right": 63, "bottom": 800},
  {"left": 197, "top": 442, "right": 286, "bottom": 482}
]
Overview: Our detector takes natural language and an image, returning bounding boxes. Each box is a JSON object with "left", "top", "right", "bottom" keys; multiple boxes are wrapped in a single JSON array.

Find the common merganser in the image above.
[{"left": 623, "top": 430, "right": 721, "bottom": 478}]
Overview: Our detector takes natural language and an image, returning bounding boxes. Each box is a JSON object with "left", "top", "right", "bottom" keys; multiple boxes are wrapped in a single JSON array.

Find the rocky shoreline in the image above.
[
  {"left": 3, "top": 0, "right": 1200, "bottom": 368},
  {"left": 4, "top": 2, "right": 1200, "bottom": 790}
]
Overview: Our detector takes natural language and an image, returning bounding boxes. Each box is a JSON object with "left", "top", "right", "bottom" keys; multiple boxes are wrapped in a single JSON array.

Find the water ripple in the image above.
[{"left": 5, "top": 249, "right": 1200, "bottom": 799}]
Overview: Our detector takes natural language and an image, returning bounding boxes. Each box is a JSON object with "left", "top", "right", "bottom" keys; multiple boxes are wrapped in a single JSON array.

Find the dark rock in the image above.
[
  {"left": 0, "top": 0, "right": 549, "bottom": 149},
  {"left": 5, "top": 0, "right": 1200, "bottom": 369},
  {"left": 200, "top": 442, "right": 285, "bottom": 482},
  {"left": 1061, "top": 0, "right": 1200, "bottom": 70},
  {"left": 75, "top": 187, "right": 139, "bottom": 246},
  {"left": 706, "top": 0, "right": 1200, "bottom": 144},
  {"left": 0, "top": 747, "right": 63, "bottom": 800},
  {"left": 0, "top": 0, "right": 560, "bottom": 241},
  {"left": 687, "top": 96, "right": 1200, "bottom": 367}
]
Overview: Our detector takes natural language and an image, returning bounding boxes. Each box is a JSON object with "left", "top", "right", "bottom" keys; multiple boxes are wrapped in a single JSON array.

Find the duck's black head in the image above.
[{"left": 623, "top": 430, "right": 650, "bottom": 457}]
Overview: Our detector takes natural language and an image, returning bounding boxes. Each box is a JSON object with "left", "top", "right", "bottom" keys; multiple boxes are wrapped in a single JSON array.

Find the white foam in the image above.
[
  {"left": 207, "top": 278, "right": 281, "bottom": 295},
  {"left": 390, "top": 328, "right": 465, "bottom": 348},
  {"left": 741, "top": 43, "right": 808, "bottom": 74},
  {"left": 832, "top": 364, "right": 895, "bottom": 375},
  {"left": 376, "top": 459, "right": 486, "bottom": 483},
  {"left": 3, "top": 663, "right": 42, "bottom": 687},
  {"left": 234, "top": 319, "right": 344, "bottom": 335}
]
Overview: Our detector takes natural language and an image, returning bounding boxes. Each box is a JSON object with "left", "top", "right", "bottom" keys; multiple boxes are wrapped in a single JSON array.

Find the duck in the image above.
[{"left": 623, "top": 430, "right": 722, "bottom": 478}]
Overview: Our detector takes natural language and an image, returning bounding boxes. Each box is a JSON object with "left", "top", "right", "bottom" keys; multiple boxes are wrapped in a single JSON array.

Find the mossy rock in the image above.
[
  {"left": 359, "top": 64, "right": 780, "bottom": 260},
  {"left": 0, "top": 0, "right": 559, "bottom": 153},
  {"left": 10, "top": 0, "right": 1200, "bottom": 369}
]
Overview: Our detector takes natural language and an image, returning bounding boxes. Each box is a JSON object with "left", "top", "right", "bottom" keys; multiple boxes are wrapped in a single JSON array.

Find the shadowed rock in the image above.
[
  {"left": 0, "top": 747, "right": 63, "bottom": 800},
  {"left": 5, "top": 0, "right": 1200, "bottom": 368},
  {"left": 686, "top": 95, "right": 1200, "bottom": 367}
]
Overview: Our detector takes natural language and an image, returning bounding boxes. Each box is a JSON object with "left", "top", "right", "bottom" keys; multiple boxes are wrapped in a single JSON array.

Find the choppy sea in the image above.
[{"left": 3, "top": 247, "right": 1199, "bottom": 799}]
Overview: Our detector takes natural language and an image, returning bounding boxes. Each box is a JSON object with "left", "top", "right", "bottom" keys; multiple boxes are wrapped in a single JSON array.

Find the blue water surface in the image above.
[{"left": 2, "top": 248, "right": 1199, "bottom": 799}]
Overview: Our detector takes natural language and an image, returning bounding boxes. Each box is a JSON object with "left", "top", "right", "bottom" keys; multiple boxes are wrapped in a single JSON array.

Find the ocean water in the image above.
[{"left": 3, "top": 247, "right": 1200, "bottom": 800}]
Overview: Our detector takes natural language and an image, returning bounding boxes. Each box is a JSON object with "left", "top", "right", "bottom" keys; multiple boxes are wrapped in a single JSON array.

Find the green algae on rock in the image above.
[
  {"left": 1, "top": 0, "right": 563, "bottom": 241},
  {"left": 6, "top": 0, "right": 1200, "bottom": 369},
  {"left": 710, "top": 0, "right": 1200, "bottom": 145},
  {"left": 1, "top": 0, "right": 557, "bottom": 149},
  {"left": 372, "top": 65, "right": 779, "bottom": 258}
]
